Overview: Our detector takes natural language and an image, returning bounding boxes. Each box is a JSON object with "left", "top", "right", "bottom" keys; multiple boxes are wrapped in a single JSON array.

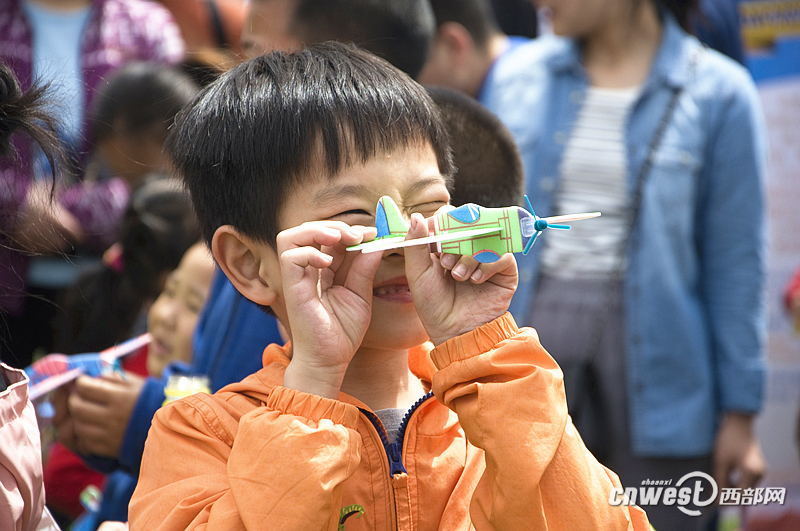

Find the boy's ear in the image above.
[{"left": 211, "top": 226, "right": 278, "bottom": 307}]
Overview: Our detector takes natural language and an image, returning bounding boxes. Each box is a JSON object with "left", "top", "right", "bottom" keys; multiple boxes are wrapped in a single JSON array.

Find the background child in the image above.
[
  {"left": 2, "top": 62, "right": 199, "bottom": 368},
  {"left": 129, "top": 43, "right": 648, "bottom": 529},
  {"left": 88, "top": 62, "right": 198, "bottom": 188},
  {"left": 48, "top": 243, "right": 215, "bottom": 528},
  {"left": 54, "top": 179, "right": 200, "bottom": 355},
  {"left": 427, "top": 86, "right": 523, "bottom": 207}
]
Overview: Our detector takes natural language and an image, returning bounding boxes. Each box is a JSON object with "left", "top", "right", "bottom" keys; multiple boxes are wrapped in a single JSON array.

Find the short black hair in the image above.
[
  {"left": 490, "top": 0, "right": 538, "bottom": 39},
  {"left": 427, "top": 87, "right": 522, "bottom": 208},
  {"left": 168, "top": 42, "right": 454, "bottom": 246},
  {"left": 429, "top": 0, "right": 501, "bottom": 47},
  {"left": 90, "top": 62, "right": 198, "bottom": 142},
  {"left": 290, "top": 0, "right": 435, "bottom": 79}
]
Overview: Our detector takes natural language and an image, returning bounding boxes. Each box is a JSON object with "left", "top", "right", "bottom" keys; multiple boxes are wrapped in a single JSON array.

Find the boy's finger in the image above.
[
  {"left": 403, "top": 213, "right": 434, "bottom": 283},
  {"left": 280, "top": 247, "right": 334, "bottom": 283},
  {"left": 343, "top": 249, "right": 383, "bottom": 303},
  {"left": 450, "top": 255, "right": 479, "bottom": 281},
  {"left": 440, "top": 253, "right": 458, "bottom": 270},
  {"left": 470, "top": 254, "right": 517, "bottom": 284},
  {"left": 277, "top": 222, "right": 372, "bottom": 254}
]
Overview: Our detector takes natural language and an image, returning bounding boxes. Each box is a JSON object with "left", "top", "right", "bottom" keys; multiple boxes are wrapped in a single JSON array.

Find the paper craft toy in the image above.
[
  {"left": 26, "top": 333, "right": 151, "bottom": 400},
  {"left": 347, "top": 195, "right": 600, "bottom": 263}
]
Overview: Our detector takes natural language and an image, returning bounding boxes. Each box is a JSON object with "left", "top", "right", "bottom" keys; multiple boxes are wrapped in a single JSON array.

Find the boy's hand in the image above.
[
  {"left": 280, "top": 221, "right": 382, "bottom": 398},
  {"left": 404, "top": 211, "right": 518, "bottom": 346}
]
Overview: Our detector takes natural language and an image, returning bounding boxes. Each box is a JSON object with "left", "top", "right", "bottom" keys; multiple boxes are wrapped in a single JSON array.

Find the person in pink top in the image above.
[{"left": 0, "top": 363, "right": 59, "bottom": 530}]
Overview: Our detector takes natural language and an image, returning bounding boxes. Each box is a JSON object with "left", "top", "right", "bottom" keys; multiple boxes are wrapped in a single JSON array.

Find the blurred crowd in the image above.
[{"left": 0, "top": 0, "right": 795, "bottom": 530}]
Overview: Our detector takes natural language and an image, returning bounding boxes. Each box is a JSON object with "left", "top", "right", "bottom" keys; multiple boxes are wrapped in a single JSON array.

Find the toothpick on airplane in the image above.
[{"left": 346, "top": 195, "right": 601, "bottom": 263}]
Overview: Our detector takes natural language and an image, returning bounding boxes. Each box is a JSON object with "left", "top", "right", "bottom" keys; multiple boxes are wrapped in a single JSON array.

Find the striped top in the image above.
[{"left": 540, "top": 85, "right": 640, "bottom": 279}]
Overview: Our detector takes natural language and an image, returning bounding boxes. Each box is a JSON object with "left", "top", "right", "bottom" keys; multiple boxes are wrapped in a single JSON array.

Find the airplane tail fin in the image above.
[{"left": 375, "top": 196, "right": 409, "bottom": 239}]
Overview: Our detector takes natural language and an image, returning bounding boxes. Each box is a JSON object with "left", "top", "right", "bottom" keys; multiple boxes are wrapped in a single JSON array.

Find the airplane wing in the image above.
[
  {"left": 348, "top": 227, "right": 501, "bottom": 254},
  {"left": 542, "top": 212, "right": 601, "bottom": 224}
]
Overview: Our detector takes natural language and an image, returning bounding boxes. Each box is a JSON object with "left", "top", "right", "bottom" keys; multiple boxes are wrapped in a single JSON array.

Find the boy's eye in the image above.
[
  {"left": 333, "top": 209, "right": 372, "bottom": 218},
  {"left": 411, "top": 201, "right": 448, "bottom": 216}
]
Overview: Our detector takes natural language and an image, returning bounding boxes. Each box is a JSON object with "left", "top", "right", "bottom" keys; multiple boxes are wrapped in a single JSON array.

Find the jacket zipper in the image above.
[{"left": 359, "top": 391, "right": 434, "bottom": 476}]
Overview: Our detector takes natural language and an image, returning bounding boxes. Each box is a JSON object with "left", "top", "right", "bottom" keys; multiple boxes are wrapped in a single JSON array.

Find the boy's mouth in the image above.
[{"left": 373, "top": 276, "right": 413, "bottom": 304}]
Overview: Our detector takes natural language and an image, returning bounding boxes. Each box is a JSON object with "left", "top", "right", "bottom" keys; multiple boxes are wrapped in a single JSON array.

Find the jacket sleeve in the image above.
[
  {"left": 697, "top": 71, "right": 766, "bottom": 414},
  {"left": 430, "top": 313, "right": 650, "bottom": 530},
  {"left": 129, "top": 386, "right": 363, "bottom": 530}
]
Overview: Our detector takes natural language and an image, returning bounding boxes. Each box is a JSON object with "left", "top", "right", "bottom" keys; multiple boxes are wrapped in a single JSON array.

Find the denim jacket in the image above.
[{"left": 482, "top": 16, "right": 766, "bottom": 456}]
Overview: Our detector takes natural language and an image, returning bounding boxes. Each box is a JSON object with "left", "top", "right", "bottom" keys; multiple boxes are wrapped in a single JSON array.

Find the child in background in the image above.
[
  {"left": 54, "top": 179, "right": 200, "bottom": 355},
  {"left": 88, "top": 62, "right": 198, "bottom": 188},
  {"left": 427, "top": 86, "right": 523, "bottom": 207},
  {"left": 49, "top": 243, "right": 215, "bottom": 528},
  {"left": 130, "top": 44, "right": 649, "bottom": 529},
  {"left": 1, "top": 62, "right": 198, "bottom": 369}
]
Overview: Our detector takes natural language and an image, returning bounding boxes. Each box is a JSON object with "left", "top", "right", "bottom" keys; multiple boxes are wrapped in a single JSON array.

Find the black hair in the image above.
[
  {"left": 89, "top": 62, "right": 198, "bottom": 143},
  {"left": 0, "top": 62, "right": 63, "bottom": 182},
  {"left": 427, "top": 87, "right": 522, "bottom": 208},
  {"left": 54, "top": 177, "right": 200, "bottom": 354},
  {"left": 490, "top": 0, "right": 538, "bottom": 39},
  {"left": 168, "top": 42, "right": 454, "bottom": 247},
  {"left": 180, "top": 49, "right": 235, "bottom": 88},
  {"left": 289, "top": 0, "right": 435, "bottom": 79},
  {"left": 639, "top": 0, "right": 698, "bottom": 33},
  {"left": 429, "top": 0, "right": 502, "bottom": 47},
  {"left": 656, "top": 0, "right": 698, "bottom": 32}
]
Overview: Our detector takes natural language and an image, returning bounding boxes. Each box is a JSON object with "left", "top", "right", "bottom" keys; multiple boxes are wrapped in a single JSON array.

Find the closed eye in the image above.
[{"left": 410, "top": 201, "right": 448, "bottom": 216}]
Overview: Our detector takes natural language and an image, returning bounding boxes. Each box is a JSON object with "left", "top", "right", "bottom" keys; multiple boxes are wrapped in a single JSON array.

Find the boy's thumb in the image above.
[{"left": 403, "top": 213, "right": 432, "bottom": 282}]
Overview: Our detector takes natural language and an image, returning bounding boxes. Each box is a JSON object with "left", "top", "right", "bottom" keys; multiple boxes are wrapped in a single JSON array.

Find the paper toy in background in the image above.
[
  {"left": 26, "top": 334, "right": 151, "bottom": 401},
  {"left": 347, "top": 195, "right": 600, "bottom": 263}
]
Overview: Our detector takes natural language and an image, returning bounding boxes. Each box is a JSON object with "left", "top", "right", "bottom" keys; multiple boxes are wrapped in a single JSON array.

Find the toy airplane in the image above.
[
  {"left": 26, "top": 333, "right": 150, "bottom": 400},
  {"left": 347, "top": 195, "right": 600, "bottom": 263}
]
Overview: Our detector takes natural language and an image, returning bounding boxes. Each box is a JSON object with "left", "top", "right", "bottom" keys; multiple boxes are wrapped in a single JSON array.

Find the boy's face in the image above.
[
  {"left": 147, "top": 244, "right": 215, "bottom": 377},
  {"left": 258, "top": 142, "right": 450, "bottom": 350}
]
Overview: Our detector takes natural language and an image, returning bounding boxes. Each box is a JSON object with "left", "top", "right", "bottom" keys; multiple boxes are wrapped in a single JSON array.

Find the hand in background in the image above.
[
  {"left": 280, "top": 221, "right": 382, "bottom": 398},
  {"left": 54, "top": 373, "right": 145, "bottom": 458},
  {"left": 713, "top": 412, "right": 766, "bottom": 490},
  {"left": 404, "top": 211, "right": 518, "bottom": 346}
]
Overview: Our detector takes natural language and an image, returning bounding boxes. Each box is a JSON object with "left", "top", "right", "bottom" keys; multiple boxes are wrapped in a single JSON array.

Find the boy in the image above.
[{"left": 130, "top": 43, "right": 649, "bottom": 530}]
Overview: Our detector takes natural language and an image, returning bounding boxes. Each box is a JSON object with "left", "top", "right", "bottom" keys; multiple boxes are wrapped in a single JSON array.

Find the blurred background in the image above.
[{"left": 0, "top": 0, "right": 797, "bottom": 530}]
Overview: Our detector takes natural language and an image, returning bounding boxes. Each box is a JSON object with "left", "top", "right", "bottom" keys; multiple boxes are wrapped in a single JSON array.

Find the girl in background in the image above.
[
  {"left": 55, "top": 178, "right": 200, "bottom": 355},
  {"left": 47, "top": 243, "right": 215, "bottom": 529}
]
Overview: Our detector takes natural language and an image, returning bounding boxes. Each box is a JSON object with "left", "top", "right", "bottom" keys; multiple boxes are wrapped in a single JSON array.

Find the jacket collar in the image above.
[
  {"left": 546, "top": 12, "right": 694, "bottom": 90},
  {"left": 225, "top": 342, "right": 437, "bottom": 411}
]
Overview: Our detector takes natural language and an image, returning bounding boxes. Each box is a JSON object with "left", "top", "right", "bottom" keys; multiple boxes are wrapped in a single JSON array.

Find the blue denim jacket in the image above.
[{"left": 482, "top": 16, "right": 766, "bottom": 457}]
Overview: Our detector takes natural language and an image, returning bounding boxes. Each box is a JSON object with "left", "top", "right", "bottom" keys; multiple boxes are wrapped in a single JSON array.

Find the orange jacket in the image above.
[{"left": 130, "top": 313, "right": 650, "bottom": 530}]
